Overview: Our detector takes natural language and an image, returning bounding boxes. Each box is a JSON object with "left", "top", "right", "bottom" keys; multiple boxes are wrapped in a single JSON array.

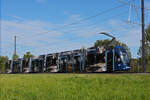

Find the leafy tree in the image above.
[
  {"left": 0, "top": 56, "right": 8, "bottom": 73},
  {"left": 138, "top": 24, "right": 150, "bottom": 65},
  {"left": 23, "top": 52, "right": 34, "bottom": 59},
  {"left": 94, "top": 39, "right": 131, "bottom": 59},
  {"left": 94, "top": 39, "right": 110, "bottom": 47},
  {"left": 12, "top": 54, "right": 19, "bottom": 60},
  {"left": 145, "top": 24, "right": 150, "bottom": 45}
]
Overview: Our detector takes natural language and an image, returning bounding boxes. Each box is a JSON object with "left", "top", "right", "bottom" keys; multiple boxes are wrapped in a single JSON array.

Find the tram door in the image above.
[{"left": 105, "top": 49, "right": 114, "bottom": 72}]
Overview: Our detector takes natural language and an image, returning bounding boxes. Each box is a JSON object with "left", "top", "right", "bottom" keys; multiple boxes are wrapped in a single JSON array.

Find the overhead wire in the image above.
[
  {"left": 31, "top": 4, "right": 126, "bottom": 37},
  {"left": 118, "top": 0, "right": 149, "bottom": 28},
  {"left": 34, "top": 10, "right": 129, "bottom": 39},
  {"left": 17, "top": 2, "right": 135, "bottom": 53},
  {"left": 117, "top": 0, "right": 150, "bottom": 11},
  {"left": 51, "top": 10, "right": 130, "bottom": 42},
  {"left": 35, "top": 7, "right": 130, "bottom": 52}
]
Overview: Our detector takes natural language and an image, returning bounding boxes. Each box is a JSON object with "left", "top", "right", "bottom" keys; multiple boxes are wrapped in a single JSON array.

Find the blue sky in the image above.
[{"left": 1, "top": 0, "right": 150, "bottom": 59}]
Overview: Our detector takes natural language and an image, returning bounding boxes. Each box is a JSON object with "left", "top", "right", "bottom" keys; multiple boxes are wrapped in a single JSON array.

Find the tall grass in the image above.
[{"left": 0, "top": 74, "right": 150, "bottom": 100}]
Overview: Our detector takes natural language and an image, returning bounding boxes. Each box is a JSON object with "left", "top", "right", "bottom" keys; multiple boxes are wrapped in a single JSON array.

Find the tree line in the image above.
[
  {"left": 137, "top": 24, "right": 150, "bottom": 72},
  {"left": 0, "top": 52, "right": 34, "bottom": 73}
]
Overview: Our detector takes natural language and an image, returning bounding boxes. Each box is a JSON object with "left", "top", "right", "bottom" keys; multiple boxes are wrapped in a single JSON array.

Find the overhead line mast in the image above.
[
  {"left": 14, "top": 36, "right": 17, "bottom": 60},
  {"left": 141, "top": 0, "right": 145, "bottom": 72}
]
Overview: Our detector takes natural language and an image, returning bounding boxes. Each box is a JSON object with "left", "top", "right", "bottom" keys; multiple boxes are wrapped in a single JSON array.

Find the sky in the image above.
[{"left": 0, "top": 0, "right": 150, "bottom": 59}]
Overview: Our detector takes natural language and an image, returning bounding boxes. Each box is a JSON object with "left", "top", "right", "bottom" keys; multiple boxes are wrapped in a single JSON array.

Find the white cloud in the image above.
[
  {"left": 1, "top": 16, "right": 96, "bottom": 58},
  {"left": 119, "top": 28, "right": 141, "bottom": 47},
  {"left": 10, "top": 15, "right": 24, "bottom": 20},
  {"left": 107, "top": 19, "right": 142, "bottom": 57},
  {"left": 1, "top": 20, "right": 64, "bottom": 57},
  {"left": 1, "top": 14, "right": 142, "bottom": 58}
]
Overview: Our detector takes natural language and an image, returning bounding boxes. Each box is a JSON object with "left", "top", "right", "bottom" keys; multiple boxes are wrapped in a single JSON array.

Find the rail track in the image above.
[{"left": 1, "top": 72, "right": 150, "bottom": 74}]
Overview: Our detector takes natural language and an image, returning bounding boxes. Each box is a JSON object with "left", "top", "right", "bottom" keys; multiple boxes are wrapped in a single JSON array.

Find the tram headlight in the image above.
[{"left": 118, "top": 58, "right": 121, "bottom": 62}]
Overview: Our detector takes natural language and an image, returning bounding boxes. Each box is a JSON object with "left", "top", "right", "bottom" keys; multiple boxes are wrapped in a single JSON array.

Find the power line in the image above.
[
  {"left": 34, "top": 10, "right": 129, "bottom": 38},
  {"left": 11, "top": 9, "right": 129, "bottom": 47},
  {"left": 45, "top": 11, "right": 130, "bottom": 43},
  {"left": 32, "top": 4, "right": 125, "bottom": 36},
  {"left": 17, "top": 9, "right": 129, "bottom": 48},
  {"left": 118, "top": 0, "right": 150, "bottom": 11},
  {"left": 38, "top": 10, "right": 130, "bottom": 52},
  {"left": 63, "top": 4, "right": 124, "bottom": 26},
  {"left": 8, "top": 3, "right": 131, "bottom": 55},
  {"left": 124, "top": 20, "right": 149, "bottom": 26}
]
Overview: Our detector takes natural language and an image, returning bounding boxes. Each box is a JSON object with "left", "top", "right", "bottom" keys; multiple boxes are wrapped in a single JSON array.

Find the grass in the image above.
[{"left": 0, "top": 74, "right": 150, "bottom": 100}]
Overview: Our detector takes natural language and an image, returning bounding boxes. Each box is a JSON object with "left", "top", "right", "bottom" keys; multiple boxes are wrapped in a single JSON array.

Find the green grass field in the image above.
[{"left": 0, "top": 74, "right": 150, "bottom": 100}]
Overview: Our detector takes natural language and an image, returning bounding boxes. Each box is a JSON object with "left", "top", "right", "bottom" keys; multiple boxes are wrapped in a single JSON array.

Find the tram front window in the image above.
[{"left": 121, "top": 52, "right": 129, "bottom": 64}]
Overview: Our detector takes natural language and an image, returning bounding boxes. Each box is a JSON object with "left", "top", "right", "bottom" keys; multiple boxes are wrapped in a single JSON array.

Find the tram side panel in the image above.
[
  {"left": 45, "top": 55, "right": 58, "bottom": 72},
  {"left": 85, "top": 47, "right": 107, "bottom": 72}
]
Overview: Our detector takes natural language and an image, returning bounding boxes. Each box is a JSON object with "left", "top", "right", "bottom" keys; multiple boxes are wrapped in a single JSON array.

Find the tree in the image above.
[
  {"left": 0, "top": 56, "right": 8, "bottom": 73},
  {"left": 94, "top": 39, "right": 110, "bottom": 47},
  {"left": 94, "top": 39, "right": 131, "bottom": 59},
  {"left": 138, "top": 24, "right": 150, "bottom": 64},
  {"left": 12, "top": 54, "right": 19, "bottom": 60},
  {"left": 23, "top": 52, "right": 34, "bottom": 59},
  {"left": 145, "top": 24, "right": 150, "bottom": 45}
]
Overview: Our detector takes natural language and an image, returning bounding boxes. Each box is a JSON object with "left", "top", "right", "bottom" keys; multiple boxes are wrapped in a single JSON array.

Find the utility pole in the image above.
[
  {"left": 141, "top": 0, "right": 145, "bottom": 72},
  {"left": 14, "top": 36, "right": 17, "bottom": 60}
]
